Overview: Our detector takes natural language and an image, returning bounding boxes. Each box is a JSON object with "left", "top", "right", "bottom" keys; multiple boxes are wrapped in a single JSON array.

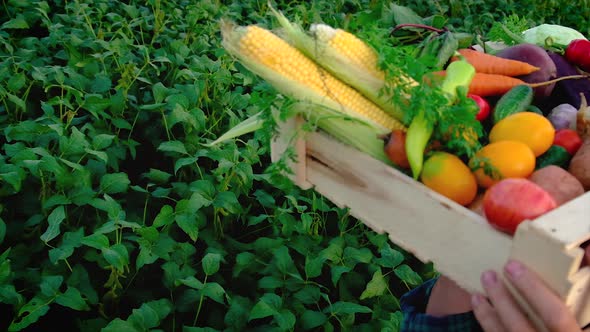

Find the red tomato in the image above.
[
  {"left": 468, "top": 94, "right": 491, "bottom": 121},
  {"left": 553, "top": 128, "right": 583, "bottom": 155},
  {"left": 384, "top": 130, "right": 410, "bottom": 169},
  {"left": 565, "top": 39, "right": 590, "bottom": 72},
  {"left": 483, "top": 178, "right": 557, "bottom": 235}
]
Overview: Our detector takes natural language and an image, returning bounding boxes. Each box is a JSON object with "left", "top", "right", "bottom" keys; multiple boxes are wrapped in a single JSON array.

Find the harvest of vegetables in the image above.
[{"left": 219, "top": 5, "right": 590, "bottom": 236}]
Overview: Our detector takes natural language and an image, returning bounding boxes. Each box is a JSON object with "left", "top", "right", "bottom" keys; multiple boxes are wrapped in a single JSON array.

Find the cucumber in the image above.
[
  {"left": 526, "top": 104, "right": 543, "bottom": 115},
  {"left": 493, "top": 85, "right": 534, "bottom": 123},
  {"left": 535, "top": 145, "right": 571, "bottom": 169}
]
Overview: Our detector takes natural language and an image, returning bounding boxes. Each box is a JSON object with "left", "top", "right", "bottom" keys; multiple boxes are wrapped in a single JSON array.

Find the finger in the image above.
[
  {"left": 481, "top": 270, "right": 536, "bottom": 332},
  {"left": 504, "top": 260, "right": 581, "bottom": 332},
  {"left": 471, "top": 293, "right": 506, "bottom": 332}
]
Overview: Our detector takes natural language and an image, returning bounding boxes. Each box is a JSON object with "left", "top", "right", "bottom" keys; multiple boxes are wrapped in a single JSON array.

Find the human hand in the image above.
[{"left": 471, "top": 259, "right": 583, "bottom": 332}]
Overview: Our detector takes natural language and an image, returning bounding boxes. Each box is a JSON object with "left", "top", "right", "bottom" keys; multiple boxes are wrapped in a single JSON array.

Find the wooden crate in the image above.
[{"left": 270, "top": 116, "right": 590, "bottom": 331}]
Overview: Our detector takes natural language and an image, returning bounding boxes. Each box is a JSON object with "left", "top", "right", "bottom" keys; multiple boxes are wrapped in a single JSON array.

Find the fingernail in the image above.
[
  {"left": 505, "top": 260, "right": 525, "bottom": 279},
  {"left": 482, "top": 270, "right": 497, "bottom": 286},
  {"left": 471, "top": 294, "right": 484, "bottom": 308}
]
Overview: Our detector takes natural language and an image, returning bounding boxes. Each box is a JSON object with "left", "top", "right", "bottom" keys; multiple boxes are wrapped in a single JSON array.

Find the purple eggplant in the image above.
[{"left": 543, "top": 52, "right": 590, "bottom": 112}]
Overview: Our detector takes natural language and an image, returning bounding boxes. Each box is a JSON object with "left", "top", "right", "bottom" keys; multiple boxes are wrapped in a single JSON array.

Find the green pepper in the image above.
[{"left": 405, "top": 57, "right": 475, "bottom": 179}]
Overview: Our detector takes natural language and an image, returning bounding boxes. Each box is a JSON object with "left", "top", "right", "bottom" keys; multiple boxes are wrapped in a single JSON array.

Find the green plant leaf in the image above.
[
  {"left": 175, "top": 213, "right": 199, "bottom": 242},
  {"left": 174, "top": 156, "right": 198, "bottom": 174},
  {"left": 394, "top": 264, "right": 423, "bottom": 286},
  {"left": 153, "top": 205, "right": 174, "bottom": 227},
  {"left": 99, "top": 173, "right": 130, "bottom": 194},
  {"left": 101, "top": 319, "right": 140, "bottom": 332},
  {"left": 249, "top": 293, "right": 282, "bottom": 321},
  {"left": 145, "top": 168, "right": 172, "bottom": 184},
  {"left": 212, "top": 191, "right": 241, "bottom": 214},
  {"left": 201, "top": 282, "right": 226, "bottom": 304},
  {"left": 136, "top": 247, "right": 158, "bottom": 270},
  {"left": 258, "top": 276, "right": 283, "bottom": 289},
  {"left": 344, "top": 247, "right": 373, "bottom": 265},
  {"left": 294, "top": 285, "right": 321, "bottom": 305},
  {"left": 40, "top": 206, "right": 66, "bottom": 243},
  {"left": 84, "top": 148, "right": 108, "bottom": 163},
  {"left": 2, "top": 15, "right": 29, "bottom": 29},
  {"left": 305, "top": 255, "right": 326, "bottom": 279},
  {"left": 102, "top": 243, "right": 129, "bottom": 272},
  {"left": 202, "top": 252, "right": 222, "bottom": 275},
  {"left": 232, "top": 252, "right": 257, "bottom": 277},
  {"left": 39, "top": 275, "right": 64, "bottom": 297},
  {"left": 323, "top": 301, "right": 372, "bottom": 315},
  {"left": 301, "top": 310, "right": 328, "bottom": 330},
  {"left": 56, "top": 287, "right": 89, "bottom": 311},
  {"left": 178, "top": 276, "right": 204, "bottom": 289},
  {"left": 0, "top": 217, "right": 5, "bottom": 245},
  {"left": 273, "top": 245, "right": 296, "bottom": 275},
  {"left": 81, "top": 233, "right": 110, "bottom": 250},
  {"left": 224, "top": 296, "right": 251, "bottom": 331},
  {"left": 158, "top": 141, "right": 188, "bottom": 155},
  {"left": 9, "top": 296, "right": 52, "bottom": 331},
  {"left": 360, "top": 269, "right": 388, "bottom": 300},
  {"left": 92, "top": 134, "right": 116, "bottom": 150},
  {"left": 275, "top": 309, "right": 296, "bottom": 331},
  {"left": 375, "top": 244, "right": 404, "bottom": 268}
]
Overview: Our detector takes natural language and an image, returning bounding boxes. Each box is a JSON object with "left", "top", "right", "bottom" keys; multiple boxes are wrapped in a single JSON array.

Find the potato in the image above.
[
  {"left": 467, "top": 193, "right": 485, "bottom": 216},
  {"left": 568, "top": 137, "right": 590, "bottom": 190},
  {"left": 528, "top": 165, "right": 585, "bottom": 205},
  {"left": 496, "top": 44, "right": 557, "bottom": 99}
]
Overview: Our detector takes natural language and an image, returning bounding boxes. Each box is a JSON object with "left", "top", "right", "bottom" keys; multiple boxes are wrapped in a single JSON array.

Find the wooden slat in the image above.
[
  {"left": 304, "top": 130, "right": 512, "bottom": 294},
  {"left": 270, "top": 117, "right": 590, "bottom": 329}
]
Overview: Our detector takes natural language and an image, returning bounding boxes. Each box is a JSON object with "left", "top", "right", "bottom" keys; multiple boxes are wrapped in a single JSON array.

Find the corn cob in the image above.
[
  {"left": 221, "top": 21, "right": 405, "bottom": 132},
  {"left": 309, "top": 23, "right": 385, "bottom": 80},
  {"left": 271, "top": 7, "right": 417, "bottom": 122}
]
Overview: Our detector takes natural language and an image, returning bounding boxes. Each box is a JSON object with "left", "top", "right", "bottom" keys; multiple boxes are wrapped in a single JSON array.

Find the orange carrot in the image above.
[
  {"left": 427, "top": 71, "right": 589, "bottom": 96},
  {"left": 468, "top": 73, "right": 526, "bottom": 96},
  {"left": 453, "top": 49, "right": 540, "bottom": 76}
]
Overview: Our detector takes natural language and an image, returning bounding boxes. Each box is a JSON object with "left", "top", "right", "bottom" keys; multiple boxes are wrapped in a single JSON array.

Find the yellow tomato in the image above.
[
  {"left": 489, "top": 112, "right": 555, "bottom": 156},
  {"left": 421, "top": 152, "right": 478, "bottom": 206},
  {"left": 469, "top": 140, "right": 536, "bottom": 188}
]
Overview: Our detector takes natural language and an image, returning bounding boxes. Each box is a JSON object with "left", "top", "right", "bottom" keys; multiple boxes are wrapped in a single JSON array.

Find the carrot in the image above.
[
  {"left": 431, "top": 72, "right": 590, "bottom": 97},
  {"left": 468, "top": 73, "right": 526, "bottom": 96},
  {"left": 452, "top": 49, "right": 540, "bottom": 76}
]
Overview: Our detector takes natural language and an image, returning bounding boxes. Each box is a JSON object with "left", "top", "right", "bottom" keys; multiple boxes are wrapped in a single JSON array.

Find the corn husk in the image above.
[{"left": 270, "top": 6, "right": 416, "bottom": 122}]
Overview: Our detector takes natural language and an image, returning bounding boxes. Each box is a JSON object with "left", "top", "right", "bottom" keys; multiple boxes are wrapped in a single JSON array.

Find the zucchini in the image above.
[
  {"left": 535, "top": 145, "right": 571, "bottom": 169},
  {"left": 493, "top": 85, "right": 534, "bottom": 123}
]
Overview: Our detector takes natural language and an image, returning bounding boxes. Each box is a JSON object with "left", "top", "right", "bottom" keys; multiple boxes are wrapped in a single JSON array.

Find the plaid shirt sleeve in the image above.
[{"left": 400, "top": 277, "right": 484, "bottom": 332}]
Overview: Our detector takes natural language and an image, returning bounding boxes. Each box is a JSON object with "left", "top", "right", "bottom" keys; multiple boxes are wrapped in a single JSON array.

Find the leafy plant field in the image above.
[{"left": 0, "top": 1, "right": 588, "bottom": 331}]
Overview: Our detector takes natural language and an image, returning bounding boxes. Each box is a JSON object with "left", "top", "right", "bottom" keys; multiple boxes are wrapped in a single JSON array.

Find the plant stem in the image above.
[
  {"left": 391, "top": 23, "right": 447, "bottom": 35},
  {"left": 193, "top": 275, "right": 207, "bottom": 326}
]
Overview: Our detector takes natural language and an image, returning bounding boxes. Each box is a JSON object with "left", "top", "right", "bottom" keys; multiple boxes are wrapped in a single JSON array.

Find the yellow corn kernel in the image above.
[
  {"left": 237, "top": 25, "right": 405, "bottom": 131},
  {"left": 310, "top": 24, "right": 384, "bottom": 80}
]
